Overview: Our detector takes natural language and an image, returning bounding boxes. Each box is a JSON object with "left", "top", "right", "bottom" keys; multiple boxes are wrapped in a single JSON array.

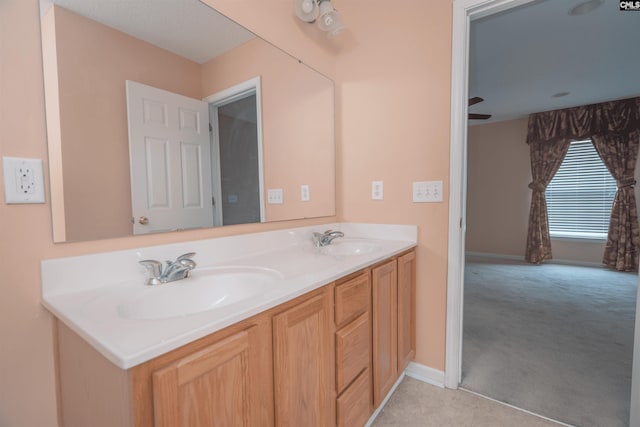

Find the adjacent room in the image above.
[{"left": 463, "top": 1, "right": 640, "bottom": 425}]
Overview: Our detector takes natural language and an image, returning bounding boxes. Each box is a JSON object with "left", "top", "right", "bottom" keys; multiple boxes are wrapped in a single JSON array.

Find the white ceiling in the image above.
[
  {"left": 469, "top": 0, "right": 640, "bottom": 123},
  {"left": 40, "top": 0, "right": 255, "bottom": 64}
]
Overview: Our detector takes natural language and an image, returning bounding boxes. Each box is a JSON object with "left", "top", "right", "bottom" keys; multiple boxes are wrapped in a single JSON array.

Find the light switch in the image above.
[
  {"left": 267, "top": 188, "right": 284, "bottom": 204},
  {"left": 3, "top": 156, "right": 46, "bottom": 204},
  {"left": 413, "top": 180, "right": 443, "bottom": 203},
  {"left": 372, "top": 181, "right": 383, "bottom": 200},
  {"left": 300, "top": 184, "right": 310, "bottom": 201}
]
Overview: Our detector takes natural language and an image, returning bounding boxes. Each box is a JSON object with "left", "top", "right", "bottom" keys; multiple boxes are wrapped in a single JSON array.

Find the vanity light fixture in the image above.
[{"left": 295, "top": 0, "right": 346, "bottom": 37}]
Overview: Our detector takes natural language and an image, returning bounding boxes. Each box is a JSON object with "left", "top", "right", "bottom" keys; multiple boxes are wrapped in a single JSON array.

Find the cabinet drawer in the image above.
[
  {"left": 336, "top": 312, "right": 370, "bottom": 393},
  {"left": 336, "top": 368, "right": 372, "bottom": 427},
  {"left": 335, "top": 271, "right": 370, "bottom": 327}
]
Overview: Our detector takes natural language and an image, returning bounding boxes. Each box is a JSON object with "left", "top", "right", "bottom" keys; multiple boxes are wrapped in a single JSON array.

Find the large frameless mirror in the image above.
[{"left": 39, "top": 0, "right": 335, "bottom": 242}]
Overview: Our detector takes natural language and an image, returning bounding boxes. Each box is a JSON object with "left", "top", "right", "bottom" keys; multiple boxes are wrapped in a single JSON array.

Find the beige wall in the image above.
[
  {"left": 0, "top": 0, "right": 453, "bottom": 425},
  {"left": 335, "top": 2, "right": 453, "bottom": 369},
  {"left": 466, "top": 118, "right": 620, "bottom": 264},
  {"left": 43, "top": 6, "right": 203, "bottom": 242},
  {"left": 201, "top": 38, "right": 335, "bottom": 222},
  {"left": 466, "top": 118, "right": 532, "bottom": 256}
]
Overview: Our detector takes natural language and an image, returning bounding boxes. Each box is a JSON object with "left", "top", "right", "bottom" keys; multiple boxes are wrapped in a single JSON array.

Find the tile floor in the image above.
[{"left": 371, "top": 377, "right": 565, "bottom": 427}]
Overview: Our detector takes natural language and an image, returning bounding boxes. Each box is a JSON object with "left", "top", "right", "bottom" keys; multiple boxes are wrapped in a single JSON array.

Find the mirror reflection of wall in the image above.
[{"left": 40, "top": 0, "right": 335, "bottom": 243}]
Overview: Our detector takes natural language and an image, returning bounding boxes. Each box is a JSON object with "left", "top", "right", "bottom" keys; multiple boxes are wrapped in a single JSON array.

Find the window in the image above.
[{"left": 545, "top": 140, "right": 617, "bottom": 239}]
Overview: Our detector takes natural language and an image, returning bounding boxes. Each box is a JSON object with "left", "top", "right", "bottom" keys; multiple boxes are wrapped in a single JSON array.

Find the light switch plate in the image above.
[
  {"left": 300, "top": 184, "right": 310, "bottom": 201},
  {"left": 3, "top": 156, "right": 46, "bottom": 204},
  {"left": 372, "top": 181, "right": 383, "bottom": 200},
  {"left": 413, "top": 180, "right": 443, "bottom": 203},
  {"left": 267, "top": 188, "right": 284, "bottom": 204}
]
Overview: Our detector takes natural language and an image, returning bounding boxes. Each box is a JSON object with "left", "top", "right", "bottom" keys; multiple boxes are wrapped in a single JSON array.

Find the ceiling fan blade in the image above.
[
  {"left": 468, "top": 96, "right": 484, "bottom": 106},
  {"left": 468, "top": 113, "right": 492, "bottom": 120}
]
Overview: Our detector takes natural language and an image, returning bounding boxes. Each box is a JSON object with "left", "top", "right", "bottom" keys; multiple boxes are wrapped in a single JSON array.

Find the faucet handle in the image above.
[
  {"left": 176, "top": 252, "right": 196, "bottom": 261},
  {"left": 139, "top": 259, "right": 163, "bottom": 285}
]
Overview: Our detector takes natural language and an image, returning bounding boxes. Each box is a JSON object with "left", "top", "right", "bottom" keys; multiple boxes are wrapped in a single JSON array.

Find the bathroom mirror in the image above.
[{"left": 39, "top": 0, "right": 335, "bottom": 242}]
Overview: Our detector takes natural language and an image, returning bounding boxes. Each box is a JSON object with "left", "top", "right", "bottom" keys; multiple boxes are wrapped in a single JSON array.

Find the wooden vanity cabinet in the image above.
[
  {"left": 273, "top": 286, "right": 335, "bottom": 427},
  {"left": 55, "top": 250, "right": 415, "bottom": 427},
  {"left": 334, "top": 271, "right": 373, "bottom": 427}
]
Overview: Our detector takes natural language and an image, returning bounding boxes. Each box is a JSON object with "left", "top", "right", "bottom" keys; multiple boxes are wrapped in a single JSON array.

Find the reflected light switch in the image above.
[
  {"left": 267, "top": 188, "right": 283, "bottom": 204},
  {"left": 301, "top": 185, "right": 310, "bottom": 201}
]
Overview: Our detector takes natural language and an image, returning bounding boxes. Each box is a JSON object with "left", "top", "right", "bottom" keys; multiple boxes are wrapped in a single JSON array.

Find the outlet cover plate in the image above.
[{"left": 3, "top": 156, "right": 46, "bottom": 204}]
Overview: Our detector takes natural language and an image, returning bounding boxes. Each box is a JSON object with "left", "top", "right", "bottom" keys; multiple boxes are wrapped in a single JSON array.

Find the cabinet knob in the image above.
[{"left": 138, "top": 216, "right": 149, "bottom": 225}]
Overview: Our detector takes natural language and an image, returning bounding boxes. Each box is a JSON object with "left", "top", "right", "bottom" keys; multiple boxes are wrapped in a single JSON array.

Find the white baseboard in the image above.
[
  {"left": 405, "top": 361, "right": 445, "bottom": 388},
  {"left": 466, "top": 251, "right": 522, "bottom": 261},
  {"left": 465, "top": 251, "right": 602, "bottom": 268}
]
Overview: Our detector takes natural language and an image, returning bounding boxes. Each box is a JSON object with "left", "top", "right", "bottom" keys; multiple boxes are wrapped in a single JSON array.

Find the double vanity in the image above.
[{"left": 42, "top": 223, "right": 417, "bottom": 426}]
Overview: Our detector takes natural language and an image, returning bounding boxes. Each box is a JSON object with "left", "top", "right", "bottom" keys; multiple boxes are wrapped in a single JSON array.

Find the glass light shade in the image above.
[
  {"left": 295, "top": 0, "right": 319, "bottom": 22},
  {"left": 317, "top": 1, "right": 346, "bottom": 36}
]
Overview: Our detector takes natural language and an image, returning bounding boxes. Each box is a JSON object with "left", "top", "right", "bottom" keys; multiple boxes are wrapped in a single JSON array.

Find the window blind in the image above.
[{"left": 545, "top": 140, "right": 617, "bottom": 239}]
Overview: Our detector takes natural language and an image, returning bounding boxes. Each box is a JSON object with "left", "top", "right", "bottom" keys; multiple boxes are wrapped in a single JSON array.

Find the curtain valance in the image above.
[{"left": 526, "top": 97, "right": 640, "bottom": 145}]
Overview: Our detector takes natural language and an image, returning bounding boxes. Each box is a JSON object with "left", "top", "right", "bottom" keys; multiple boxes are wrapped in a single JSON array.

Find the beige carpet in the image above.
[{"left": 462, "top": 257, "right": 637, "bottom": 427}]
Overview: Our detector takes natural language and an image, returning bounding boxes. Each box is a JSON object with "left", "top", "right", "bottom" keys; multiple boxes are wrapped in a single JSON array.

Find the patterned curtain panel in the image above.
[
  {"left": 525, "top": 140, "right": 570, "bottom": 264},
  {"left": 592, "top": 130, "right": 640, "bottom": 271},
  {"left": 525, "top": 96, "right": 640, "bottom": 271}
]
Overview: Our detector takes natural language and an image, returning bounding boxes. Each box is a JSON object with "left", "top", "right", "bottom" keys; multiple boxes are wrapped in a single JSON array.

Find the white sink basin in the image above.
[
  {"left": 320, "top": 239, "right": 380, "bottom": 257},
  {"left": 118, "top": 266, "right": 283, "bottom": 320}
]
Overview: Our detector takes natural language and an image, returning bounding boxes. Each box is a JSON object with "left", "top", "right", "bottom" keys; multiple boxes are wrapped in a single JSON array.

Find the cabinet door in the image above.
[
  {"left": 397, "top": 250, "right": 416, "bottom": 372},
  {"left": 152, "top": 326, "right": 270, "bottom": 427},
  {"left": 372, "top": 259, "right": 398, "bottom": 407},
  {"left": 273, "top": 289, "right": 335, "bottom": 427}
]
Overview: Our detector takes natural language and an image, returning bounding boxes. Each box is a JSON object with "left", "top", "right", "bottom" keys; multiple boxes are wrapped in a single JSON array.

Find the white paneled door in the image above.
[{"left": 126, "top": 81, "right": 213, "bottom": 234}]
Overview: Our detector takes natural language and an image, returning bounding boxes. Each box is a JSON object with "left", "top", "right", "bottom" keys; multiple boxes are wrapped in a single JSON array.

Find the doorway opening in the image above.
[
  {"left": 205, "top": 77, "right": 265, "bottom": 227},
  {"left": 447, "top": 1, "right": 640, "bottom": 426}
]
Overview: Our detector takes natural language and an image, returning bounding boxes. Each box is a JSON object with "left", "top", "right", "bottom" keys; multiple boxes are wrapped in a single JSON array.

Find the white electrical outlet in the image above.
[
  {"left": 413, "top": 180, "right": 443, "bottom": 203},
  {"left": 372, "top": 181, "right": 383, "bottom": 200},
  {"left": 3, "top": 156, "right": 45, "bottom": 204},
  {"left": 267, "top": 188, "right": 284, "bottom": 204},
  {"left": 300, "top": 184, "right": 310, "bottom": 201}
]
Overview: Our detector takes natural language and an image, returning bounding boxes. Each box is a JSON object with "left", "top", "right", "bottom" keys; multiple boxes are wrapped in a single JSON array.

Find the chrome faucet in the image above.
[
  {"left": 139, "top": 252, "right": 197, "bottom": 285},
  {"left": 312, "top": 230, "right": 344, "bottom": 247}
]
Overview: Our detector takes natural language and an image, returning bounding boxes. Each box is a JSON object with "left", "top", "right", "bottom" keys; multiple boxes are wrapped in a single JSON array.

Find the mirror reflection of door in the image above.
[
  {"left": 206, "top": 77, "right": 265, "bottom": 227},
  {"left": 126, "top": 80, "right": 214, "bottom": 235}
]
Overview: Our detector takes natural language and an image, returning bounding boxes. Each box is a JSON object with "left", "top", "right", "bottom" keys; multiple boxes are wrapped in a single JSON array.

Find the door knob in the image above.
[{"left": 138, "top": 216, "right": 149, "bottom": 225}]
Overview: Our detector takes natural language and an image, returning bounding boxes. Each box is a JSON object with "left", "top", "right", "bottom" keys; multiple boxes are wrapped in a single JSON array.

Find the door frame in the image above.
[
  {"left": 446, "top": 2, "right": 640, "bottom": 424},
  {"left": 446, "top": 0, "right": 538, "bottom": 389},
  {"left": 204, "top": 76, "right": 265, "bottom": 226}
]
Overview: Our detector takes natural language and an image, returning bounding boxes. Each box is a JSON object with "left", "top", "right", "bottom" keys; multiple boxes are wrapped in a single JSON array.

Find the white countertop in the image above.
[{"left": 41, "top": 223, "right": 417, "bottom": 369}]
